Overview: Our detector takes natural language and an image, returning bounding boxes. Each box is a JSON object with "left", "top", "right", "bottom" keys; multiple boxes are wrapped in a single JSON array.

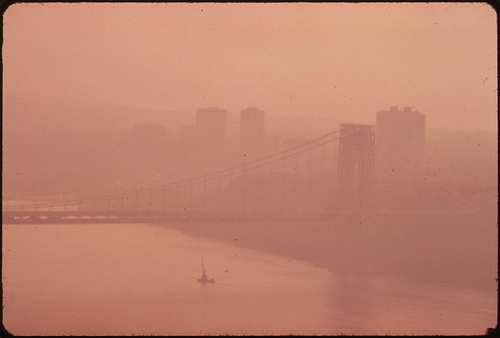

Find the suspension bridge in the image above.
[{"left": 2, "top": 124, "right": 475, "bottom": 224}]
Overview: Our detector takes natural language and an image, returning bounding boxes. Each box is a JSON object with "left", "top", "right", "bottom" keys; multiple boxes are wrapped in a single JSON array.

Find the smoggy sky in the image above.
[{"left": 2, "top": 2, "right": 497, "bottom": 131}]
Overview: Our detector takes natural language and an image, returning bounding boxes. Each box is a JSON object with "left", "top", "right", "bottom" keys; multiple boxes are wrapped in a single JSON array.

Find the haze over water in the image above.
[
  {"left": 2, "top": 223, "right": 495, "bottom": 336},
  {"left": 2, "top": 2, "right": 498, "bottom": 336}
]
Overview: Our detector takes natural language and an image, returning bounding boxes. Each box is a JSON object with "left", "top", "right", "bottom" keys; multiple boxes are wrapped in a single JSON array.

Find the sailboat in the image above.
[{"left": 197, "top": 257, "right": 215, "bottom": 284}]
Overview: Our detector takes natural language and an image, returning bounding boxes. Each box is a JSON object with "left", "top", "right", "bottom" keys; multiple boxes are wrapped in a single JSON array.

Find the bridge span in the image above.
[
  {"left": 2, "top": 209, "right": 341, "bottom": 224},
  {"left": 3, "top": 126, "right": 475, "bottom": 225}
]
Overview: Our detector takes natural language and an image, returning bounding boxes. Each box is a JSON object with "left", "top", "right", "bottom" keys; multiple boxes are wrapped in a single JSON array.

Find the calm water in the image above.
[{"left": 2, "top": 223, "right": 496, "bottom": 336}]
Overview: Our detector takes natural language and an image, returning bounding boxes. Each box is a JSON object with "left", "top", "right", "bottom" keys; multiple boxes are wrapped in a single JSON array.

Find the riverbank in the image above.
[{"left": 158, "top": 210, "right": 497, "bottom": 292}]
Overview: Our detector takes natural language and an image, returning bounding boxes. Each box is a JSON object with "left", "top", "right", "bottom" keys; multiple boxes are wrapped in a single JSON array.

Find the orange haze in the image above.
[{"left": 3, "top": 2, "right": 497, "bottom": 131}]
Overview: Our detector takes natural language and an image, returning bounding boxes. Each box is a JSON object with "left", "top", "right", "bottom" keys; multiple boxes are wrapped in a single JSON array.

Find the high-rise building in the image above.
[
  {"left": 376, "top": 106, "right": 425, "bottom": 181},
  {"left": 240, "top": 107, "right": 266, "bottom": 154},
  {"left": 195, "top": 107, "right": 227, "bottom": 150}
]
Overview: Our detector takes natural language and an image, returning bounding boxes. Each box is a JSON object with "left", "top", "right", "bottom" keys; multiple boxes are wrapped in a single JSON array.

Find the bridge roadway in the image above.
[
  {"left": 2, "top": 209, "right": 341, "bottom": 224},
  {"left": 2, "top": 208, "right": 472, "bottom": 225}
]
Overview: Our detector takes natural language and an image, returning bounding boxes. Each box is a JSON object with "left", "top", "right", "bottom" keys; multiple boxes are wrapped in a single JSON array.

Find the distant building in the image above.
[
  {"left": 240, "top": 107, "right": 266, "bottom": 156},
  {"left": 195, "top": 107, "right": 227, "bottom": 150},
  {"left": 376, "top": 106, "right": 425, "bottom": 181},
  {"left": 179, "top": 125, "right": 196, "bottom": 146},
  {"left": 133, "top": 122, "right": 167, "bottom": 138},
  {"left": 132, "top": 122, "right": 167, "bottom": 142}
]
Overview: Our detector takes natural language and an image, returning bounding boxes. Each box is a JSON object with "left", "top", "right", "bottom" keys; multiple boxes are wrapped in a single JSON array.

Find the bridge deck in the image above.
[{"left": 2, "top": 210, "right": 339, "bottom": 224}]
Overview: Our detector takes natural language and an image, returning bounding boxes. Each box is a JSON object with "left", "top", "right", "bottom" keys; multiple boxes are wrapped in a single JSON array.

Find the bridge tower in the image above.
[{"left": 337, "top": 123, "right": 375, "bottom": 211}]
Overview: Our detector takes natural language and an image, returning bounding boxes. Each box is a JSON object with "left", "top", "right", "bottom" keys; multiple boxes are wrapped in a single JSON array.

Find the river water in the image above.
[{"left": 2, "top": 222, "right": 496, "bottom": 336}]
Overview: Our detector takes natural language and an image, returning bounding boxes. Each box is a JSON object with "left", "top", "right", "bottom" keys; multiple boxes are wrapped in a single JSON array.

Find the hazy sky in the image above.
[{"left": 3, "top": 2, "right": 497, "bottom": 131}]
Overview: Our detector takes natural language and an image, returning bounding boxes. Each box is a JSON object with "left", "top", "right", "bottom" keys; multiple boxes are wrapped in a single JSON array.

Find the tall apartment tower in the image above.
[
  {"left": 195, "top": 107, "right": 227, "bottom": 150},
  {"left": 375, "top": 106, "right": 425, "bottom": 181},
  {"left": 240, "top": 107, "right": 266, "bottom": 155}
]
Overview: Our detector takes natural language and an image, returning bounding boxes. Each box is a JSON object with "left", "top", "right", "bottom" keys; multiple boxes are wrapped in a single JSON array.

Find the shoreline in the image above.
[{"left": 156, "top": 211, "right": 497, "bottom": 293}]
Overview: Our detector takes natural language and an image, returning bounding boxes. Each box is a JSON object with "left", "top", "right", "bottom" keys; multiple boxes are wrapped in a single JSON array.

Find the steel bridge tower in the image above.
[{"left": 337, "top": 123, "right": 375, "bottom": 211}]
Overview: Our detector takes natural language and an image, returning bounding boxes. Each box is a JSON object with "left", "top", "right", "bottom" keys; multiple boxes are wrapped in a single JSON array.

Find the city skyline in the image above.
[
  {"left": 2, "top": 3, "right": 497, "bottom": 336},
  {"left": 2, "top": 2, "right": 497, "bottom": 132}
]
